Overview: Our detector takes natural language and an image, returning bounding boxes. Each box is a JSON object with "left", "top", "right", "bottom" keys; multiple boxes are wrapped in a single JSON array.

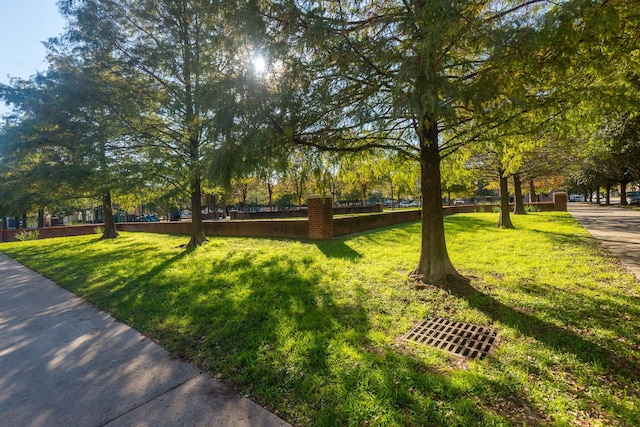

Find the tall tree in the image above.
[
  {"left": 60, "top": 0, "right": 255, "bottom": 246},
  {"left": 338, "top": 152, "right": 379, "bottom": 207},
  {"left": 254, "top": 1, "right": 572, "bottom": 288},
  {"left": 376, "top": 153, "right": 420, "bottom": 209},
  {"left": 0, "top": 55, "right": 142, "bottom": 239}
]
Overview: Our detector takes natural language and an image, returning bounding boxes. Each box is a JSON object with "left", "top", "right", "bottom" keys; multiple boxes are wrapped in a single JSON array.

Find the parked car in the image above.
[
  {"left": 626, "top": 191, "right": 640, "bottom": 205},
  {"left": 569, "top": 194, "right": 585, "bottom": 202}
]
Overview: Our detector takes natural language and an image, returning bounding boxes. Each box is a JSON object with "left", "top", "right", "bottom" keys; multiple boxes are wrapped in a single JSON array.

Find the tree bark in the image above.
[
  {"left": 605, "top": 184, "right": 611, "bottom": 205},
  {"left": 22, "top": 213, "right": 28, "bottom": 229},
  {"left": 513, "top": 174, "right": 526, "bottom": 215},
  {"left": 528, "top": 178, "right": 537, "bottom": 202},
  {"left": 412, "top": 120, "right": 466, "bottom": 289},
  {"left": 38, "top": 208, "right": 45, "bottom": 228},
  {"left": 620, "top": 182, "right": 628, "bottom": 206},
  {"left": 595, "top": 187, "right": 601, "bottom": 204},
  {"left": 390, "top": 182, "right": 395, "bottom": 210},
  {"left": 186, "top": 176, "right": 207, "bottom": 247},
  {"left": 100, "top": 191, "right": 119, "bottom": 239},
  {"left": 497, "top": 169, "right": 514, "bottom": 229},
  {"left": 242, "top": 184, "right": 248, "bottom": 212}
]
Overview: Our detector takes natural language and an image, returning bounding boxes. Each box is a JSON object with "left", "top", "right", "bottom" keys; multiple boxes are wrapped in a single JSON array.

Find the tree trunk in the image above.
[
  {"left": 595, "top": 187, "right": 601, "bottom": 204},
  {"left": 362, "top": 184, "right": 367, "bottom": 206},
  {"left": 295, "top": 180, "right": 303, "bottom": 209},
  {"left": 268, "top": 182, "right": 274, "bottom": 212},
  {"left": 528, "top": 178, "right": 537, "bottom": 202},
  {"left": 186, "top": 177, "right": 207, "bottom": 247},
  {"left": 100, "top": 191, "right": 119, "bottom": 239},
  {"left": 605, "top": 184, "right": 611, "bottom": 205},
  {"left": 390, "top": 182, "right": 395, "bottom": 210},
  {"left": 513, "top": 174, "right": 526, "bottom": 215},
  {"left": 22, "top": 213, "right": 28, "bottom": 229},
  {"left": 620, "top": 182, "right": 628, "bottom": 206},
  {"left": 242, "top": 184, "right": 248, "bottom": 212},
  {"left": 497, "top": 169, "right": 514, "bottom": 229},
  {"left": 412, "top": 121, "right": 466, "bottom": 289},
  {"left": 38, "top": 208, "right": 45, "bottom": 228}
]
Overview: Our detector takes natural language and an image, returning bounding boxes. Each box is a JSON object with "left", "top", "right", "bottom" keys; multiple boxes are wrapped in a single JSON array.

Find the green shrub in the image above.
[
  {"left": 492, "top": 206, "right": 500, "bottom": 213},
  {"left": 15, "top": 230, "right": 40, "bottom": 241},
  {"left": 94, "top": 226, "right": 104, "bottom": 235},
  {"left": 525, "top": 204, "right": 541, "bottom": 212}
]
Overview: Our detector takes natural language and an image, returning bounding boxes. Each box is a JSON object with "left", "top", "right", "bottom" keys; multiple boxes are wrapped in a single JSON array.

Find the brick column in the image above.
[
  {"left": 553, "top": 192, "right": 568, "bottom": 211},
  {"left": 307, "top": 195, "right": 334, "bottom": 240}
]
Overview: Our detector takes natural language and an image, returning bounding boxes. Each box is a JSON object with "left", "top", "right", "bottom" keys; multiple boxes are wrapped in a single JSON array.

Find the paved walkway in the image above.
[
  {"left": 568, "top": 203, "right": 640, "bottom": 281},
  {"left": 0, "top": 252, "right": 290, "bottom": 427}
]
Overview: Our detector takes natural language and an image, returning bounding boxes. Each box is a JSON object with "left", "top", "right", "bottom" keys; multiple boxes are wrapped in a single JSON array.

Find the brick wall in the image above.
[
  {"left": 116, "top": 219, "right": 309, "bottom": 240},
  {"left": 228, "top": 203, "right": 383, "bottom": 220},
  {"left": 307, "top": 195, "right": 334, "bottom": 239},
  {"left": 117, "top": 221, "right": 192, "bottom": 235},
  {"left": 334, "top": 210, "right": 422, "bottom": 236},
  {"left": 442, "top": 202, "right": 557, "bottom": 215},
  {"left": 1, "top": 224, "right": 102, "bottom": 242},
  {"left": 553, "top": 192, "right": 568, "bottom": 211},
  {"left": 0, "top": 195, "right": 568, "bottom": 243},
  {"left": 230, "top": 210, "right": 308, "bottom": 220},
  {"left": 333, "top": 204, "right": 384, "bottom": 215}
]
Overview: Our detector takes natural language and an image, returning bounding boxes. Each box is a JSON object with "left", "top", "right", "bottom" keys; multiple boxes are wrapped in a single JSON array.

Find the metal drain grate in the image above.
[{"left": 401, "top": 317, "right": 500, "bottom": 359}]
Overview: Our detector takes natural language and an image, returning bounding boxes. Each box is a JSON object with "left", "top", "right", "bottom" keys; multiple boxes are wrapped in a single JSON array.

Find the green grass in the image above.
[{"left": 1, "top": 212, "right": 639, "bottom": 426}]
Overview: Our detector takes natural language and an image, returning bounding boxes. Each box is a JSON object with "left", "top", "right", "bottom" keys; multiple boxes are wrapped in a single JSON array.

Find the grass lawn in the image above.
[{"left": 1, "top": 212, "right": 639, "bottom": 426}]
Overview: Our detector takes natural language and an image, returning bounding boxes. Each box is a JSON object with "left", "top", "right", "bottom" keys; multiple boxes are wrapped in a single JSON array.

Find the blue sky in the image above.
[{"left": 0, "top": 1, "right": 66, "bottom": 114}]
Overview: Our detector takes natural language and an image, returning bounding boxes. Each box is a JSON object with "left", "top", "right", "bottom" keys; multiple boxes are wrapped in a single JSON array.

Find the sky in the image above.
[{"left": 0, "top": 1, "right": 67, "bottom": 114}]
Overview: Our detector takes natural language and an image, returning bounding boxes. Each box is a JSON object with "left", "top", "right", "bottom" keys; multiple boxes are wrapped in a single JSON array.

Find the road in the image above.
[{"left": 568, "top": 203, "right": 640, "bottom": 281}]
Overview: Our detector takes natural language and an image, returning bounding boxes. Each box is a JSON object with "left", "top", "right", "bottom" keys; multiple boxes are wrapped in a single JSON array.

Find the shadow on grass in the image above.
[
  {"left": 314, "top": 240, "right": 362, "bottom": 260},
  {"left": 444, "top": 214, "right": 498, "bottom": 234},
  {"left": 449, "top": 281, "right": 640, "bottom": 382},
  {"left": 5, "top": 226, "right": 632, "bottom": 425},
  {"left": 122, "top": 250, "right": 538, "bottom": 425}
]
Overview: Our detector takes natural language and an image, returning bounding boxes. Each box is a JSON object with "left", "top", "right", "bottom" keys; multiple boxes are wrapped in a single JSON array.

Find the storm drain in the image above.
[{"left": 401, "top": 317, "right": 500, "bottom": 359}]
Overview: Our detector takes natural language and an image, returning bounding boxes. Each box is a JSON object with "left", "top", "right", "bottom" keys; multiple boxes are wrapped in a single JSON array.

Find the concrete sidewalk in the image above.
[
  {"left": 0, "top": 252, "right": 290, "bottom": 427},
  {"left": 569, "top": 203, "right": 640, "bottom": 281}
]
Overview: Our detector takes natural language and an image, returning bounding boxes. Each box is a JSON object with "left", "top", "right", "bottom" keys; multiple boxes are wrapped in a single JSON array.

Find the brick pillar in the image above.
[
  {"left": 553, "top": 192, "right": 568, "bottom": 211},
  {"left": 307, "top": 195, "right": 334, "bottom": 240}
]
